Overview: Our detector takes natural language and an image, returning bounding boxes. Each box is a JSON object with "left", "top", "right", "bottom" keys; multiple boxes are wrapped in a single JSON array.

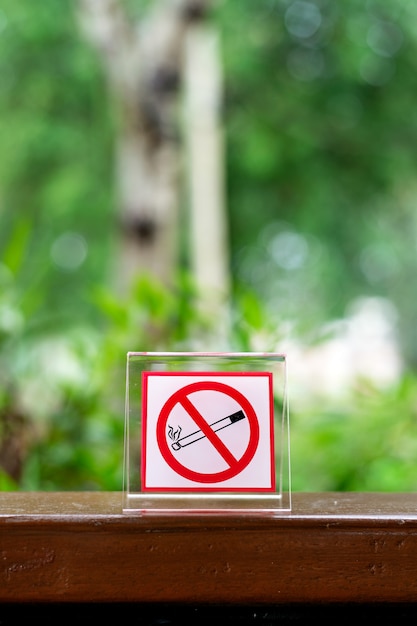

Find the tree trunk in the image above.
[
  {"left": 77, "top": 0, "right": 229, "bottom": 305},
  {"left": 184, "top": 24, "right": 230, "bottom": 324}
]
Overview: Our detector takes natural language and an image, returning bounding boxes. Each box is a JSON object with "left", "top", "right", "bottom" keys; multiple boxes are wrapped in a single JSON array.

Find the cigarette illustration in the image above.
[{"left": 169, "top": 410, "right": 246, "bottom": 451}]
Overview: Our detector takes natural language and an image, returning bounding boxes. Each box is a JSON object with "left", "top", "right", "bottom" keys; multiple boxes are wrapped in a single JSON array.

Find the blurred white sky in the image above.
[{"left": 280, "top": 296, "right": 402, "bottom": 404}]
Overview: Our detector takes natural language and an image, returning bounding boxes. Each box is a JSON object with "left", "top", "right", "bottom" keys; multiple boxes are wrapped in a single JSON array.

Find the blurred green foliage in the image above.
[
  {"left": 0, "top": 0, "right": 114, "bottom": 327},
  {"left": 291, "top": 374, "right": 417, "bottom": 491},
  {"left": 1, "top": 0, "right": 417, "bottom": 492},
  {"left": 220, "top": 0, "right": 417, "bottom": 362}
]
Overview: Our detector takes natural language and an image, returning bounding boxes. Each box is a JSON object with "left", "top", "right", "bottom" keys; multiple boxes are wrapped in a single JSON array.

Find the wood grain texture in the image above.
[{"left": 1, "top": 491, "right": 417, "bottom": 604}]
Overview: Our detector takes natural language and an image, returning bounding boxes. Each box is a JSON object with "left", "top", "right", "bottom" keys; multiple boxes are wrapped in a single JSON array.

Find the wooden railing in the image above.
[{"left": 1, "top": 491, "right": 417, "bottom": 620}]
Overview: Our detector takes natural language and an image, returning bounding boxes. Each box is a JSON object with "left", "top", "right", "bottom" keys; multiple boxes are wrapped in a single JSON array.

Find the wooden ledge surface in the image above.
[{"left": 1, "top": 491, "right": 417, "bottom": 604}]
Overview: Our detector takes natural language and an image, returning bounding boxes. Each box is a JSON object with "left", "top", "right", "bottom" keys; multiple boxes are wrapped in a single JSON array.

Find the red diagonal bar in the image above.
[{"left": 179, "top": 394, "right": 239, "bottom": 467}]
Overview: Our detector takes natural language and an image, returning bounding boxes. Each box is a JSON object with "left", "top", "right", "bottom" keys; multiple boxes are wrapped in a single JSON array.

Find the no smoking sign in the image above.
[{"left": 141, "top": 372, "right": 275, "bottom": 492}]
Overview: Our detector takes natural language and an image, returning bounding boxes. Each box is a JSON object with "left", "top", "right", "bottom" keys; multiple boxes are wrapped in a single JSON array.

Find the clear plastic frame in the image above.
[{"left": 123, "top": 352, "right": 291, "bottom": 514}]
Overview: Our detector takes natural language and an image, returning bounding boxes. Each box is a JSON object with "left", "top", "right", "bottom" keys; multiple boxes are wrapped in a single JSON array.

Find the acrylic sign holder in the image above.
[{"left": 123, "top": 352, "right": 291, "bottom": 514}]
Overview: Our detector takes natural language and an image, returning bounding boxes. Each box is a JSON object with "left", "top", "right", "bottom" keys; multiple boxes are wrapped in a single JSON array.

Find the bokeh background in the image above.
[{"left": 1, "top": 0, "right": 417, "bottom": 492}]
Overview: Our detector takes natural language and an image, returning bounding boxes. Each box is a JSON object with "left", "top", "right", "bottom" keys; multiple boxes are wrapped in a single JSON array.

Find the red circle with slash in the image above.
[{"left": 156, "top": 380, "right": 260, "bottom": 483}]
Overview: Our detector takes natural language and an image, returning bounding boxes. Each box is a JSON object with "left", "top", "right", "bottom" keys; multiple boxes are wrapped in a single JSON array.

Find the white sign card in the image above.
[{"left": 141, "top": 372, "right": 275, "bottom": 492}]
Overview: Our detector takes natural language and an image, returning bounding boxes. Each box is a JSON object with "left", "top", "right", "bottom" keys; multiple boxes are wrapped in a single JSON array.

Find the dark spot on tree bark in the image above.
[
  {"left": 182, "top": 0, "right": 208, "bottom": 23},
  {"left": 122, "top": 214, "right": 158, "bottom": 244},
  {"left": 151, "top": 67, "right": 180, "bottom": 96}
]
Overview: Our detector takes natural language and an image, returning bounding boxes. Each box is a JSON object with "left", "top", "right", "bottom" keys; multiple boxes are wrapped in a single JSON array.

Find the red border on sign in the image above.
[{"left": 141, "top": 372, "right": 276, "bottom": 492}]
